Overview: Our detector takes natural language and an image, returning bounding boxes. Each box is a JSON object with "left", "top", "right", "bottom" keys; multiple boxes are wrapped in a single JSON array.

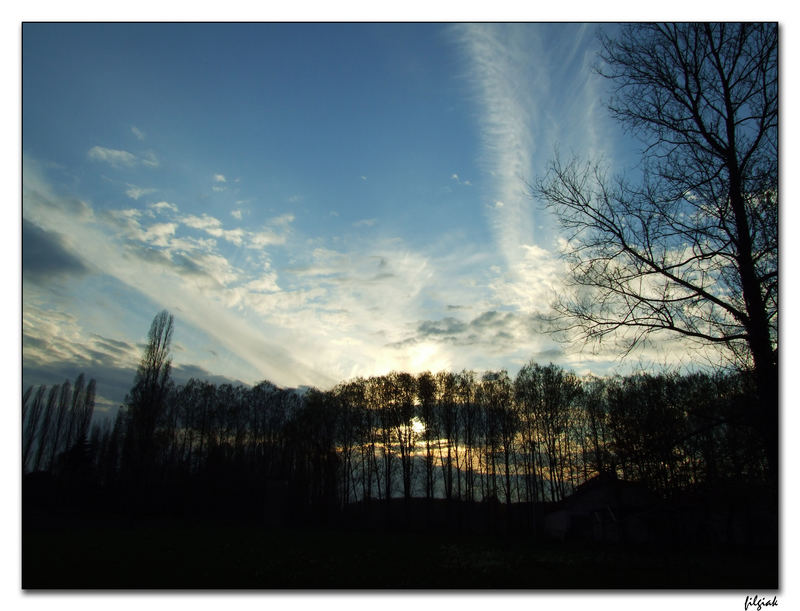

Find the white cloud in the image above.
[
  {"left": 245, "top": 273, "right": 280, "bottom": 293},
  {"left": 88, "top": 146, "right": 138, "bottom": 168},
  {"left": 131, "top": 125, "right": 146, "bottom": 141},
  {"left": 143, "top": 222, "right": 178, "bottom": 247},
  {"left": 181, "top": 213, "right": 247, "bottom": 246},
  {"left": 353, "top": 218, "right": 377, "bottom": 228},
  {"left": 23, "top": 158, "right": 338, "bottom": 388},
  {"left": 27, "top": 153, "right": 679, "bottom": 391},
  {"left": 450, "top": 173, "right": 472, "bottom": 186},
  {"left": 248, "top": 229, "right": 286, "bottom": 248},
  {"left": 180, "top": 212, "right": 291, "bottom": 248},
  {"left": 271, "top": 213, "right": 295, "bottom": 227},
  {"left": 126, "top": 184, "right": 156, "bottom": 200},
  {"left": 244, "top": 214, "right": 294, "bottom": 248},
  {"left": 88, "top": 145, "right": 159, "bottom": 169},
  {"left": 453, "top": 24, "right": 539, "bottom": 270},
  {"left": 106, "top": 208, "right": 147, "bottom": 242},
  {"left": 141, "top": 151, "right": 159, "bottom": 168},
  {"left": 453, "top": 24, "right": 614, "bottom": 269},
  {"left": 211, "top": 174, "right": 226, "bottom": 191},
  {"left": 149, "top": 201, "right": 179, "bottom": 214},
  {"left": 489, "top": 243, "right": 565, "bottom": 313},
  {"left": 183, "top": 213, "right": 222, "bottom": 231},
  {"left": 231, "top": 209, "right": 243, "bottom": 220},
  {"left": 215, "top": 228, "right": 245, "bottom": 246}
]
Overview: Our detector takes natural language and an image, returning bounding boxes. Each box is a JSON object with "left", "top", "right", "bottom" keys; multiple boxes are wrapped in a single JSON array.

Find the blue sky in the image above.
[{"left": 22, "top": 22, "right": 709, "bottom": 414}]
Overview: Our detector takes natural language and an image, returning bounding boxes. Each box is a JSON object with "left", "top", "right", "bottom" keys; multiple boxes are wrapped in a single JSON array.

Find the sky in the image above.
[
  {"left": 12, "top": 10, "right": 798, "bottom": 611},
  {"left": 21, "top": 22, "right": 724, "bottom": 414}
]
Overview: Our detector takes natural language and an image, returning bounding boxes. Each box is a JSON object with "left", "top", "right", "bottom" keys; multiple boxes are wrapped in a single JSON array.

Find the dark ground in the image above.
[{"left": 22, "top": 511, "right": 777, "bottom": 589}]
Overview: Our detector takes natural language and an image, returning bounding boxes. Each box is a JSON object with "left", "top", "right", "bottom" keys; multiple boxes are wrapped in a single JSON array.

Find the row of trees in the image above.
[
  {"left": 22, "top": 309, "right": 770, "bottom": 528},
  {"left": 22, "top": 373, "right": 96, "bottom": 476},
  {"left": 138, "top": 364, "right": 763, "bottom": 508}
]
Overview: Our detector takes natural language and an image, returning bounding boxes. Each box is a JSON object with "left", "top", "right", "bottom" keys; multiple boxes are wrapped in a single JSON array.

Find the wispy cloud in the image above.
[
  {"left": 452, "top": 24, "right": 613, "bottom": 262},
  {"left": 26, "top": 153, "right": 682, "bottom": 391},
  {"left": 449, "top": 23, "right": 623, "bottom": 360},
  {"left": 453, "top": 23, "right": 540, "bottom": 271},
  {"left": 23, "top": 159, "right": 330, "bottom": 388},
  {"left": 88, "top": 146, "right": 138, "bottom": 168},
  {"left": 143, "top": 222, "right": 178, "bottom": 247},
  {"left": 271, "top": 213, "right": 295, "bottom": 227},
  {"left": 88, "top": 145, "right": 159, "bottom": 169},
  {"left": 131, "top": 125, "right": 146, "bottom": 141},
  {"left": 182, "top": 213, "right": 223, "bottom": 232},
  {"left": 149, "top": 201, "right": 178, "bottom": 214},
  {"left": 181, "top": 213, "right": 245, "bottom": 246},
  {"left": 141, "top": 151, "right": 159, "bottom": 168},
  {"left": 126, "top": 184, "right": 156, "bottom": 200},
  {"left": 211, "top": 174, "right": 227, "bottom": 191}
]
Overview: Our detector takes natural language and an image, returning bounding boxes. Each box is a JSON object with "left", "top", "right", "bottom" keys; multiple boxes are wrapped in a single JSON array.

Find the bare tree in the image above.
[
  {"left": 358, "top": 381, "right": 380, "bottom": 502},
  {"left": 417, "top": 371, "right": 437, "bottom": 500},
  {"left": 478, "top": 371, "right": 517, "bottom": 504},
  {"left": 534, "top": 23, "right": 777, "bottom": 479},
  {"left": 370, "top": 375, "right": 395, "bottom": 501},
  {"left": 333, "top": 379, "right": 364, "bottom": 506},
  {"left": 389, "top": 371, "right": 418, "bottom": 500},
  {"left": 578, "top": 375, "right": 613, "bottom": 477},
  {"left": 434, "top": 371, "right": 458, "bottom": 501},
  {"left": 456, "top": 371, "right": 476, "bottom": 502}
]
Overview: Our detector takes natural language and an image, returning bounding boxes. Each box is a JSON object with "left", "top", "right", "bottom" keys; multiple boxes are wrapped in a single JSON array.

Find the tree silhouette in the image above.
[
  {"left": 22, "top": 374, "right": 97, "bottom": 476},
  {"left": 416, "top": 371, "right": 437, "bottom": 500},
  {"left": 47, "top": 380, "right": 72, "bottom": 471},
  {"left": 388, "top": 371, "right": 419, "bottom": 501},
  {"left": 434, "top": 371, "right": 458, "bottom": 501},
  {"left": 22, "top": 386, "right": 46, "bottom": 473},
  {"left": 124, "top": 310, "right": 174, "bottom": 486},
  {"left": 22, "top": 325, "right": 773, "bottom": 521},
  {"left": 578, "top": 375, "right": 613, "bottom": 477},
  {"left": 334, "top": 378, "right": 365, "bottom": 506},
  {"left": 534, "top": 23, "right": 778, "bottom": 481}
]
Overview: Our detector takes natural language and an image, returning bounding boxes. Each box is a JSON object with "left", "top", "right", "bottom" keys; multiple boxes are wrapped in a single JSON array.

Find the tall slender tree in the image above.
[{"left": 125, "top": 310, "right": 174, "bottom": 479}]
